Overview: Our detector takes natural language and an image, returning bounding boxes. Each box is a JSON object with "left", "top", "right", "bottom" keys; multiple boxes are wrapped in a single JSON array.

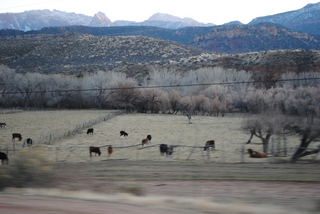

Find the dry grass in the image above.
[
  {"left": 0, "top": 110, "right": 304, "bottom": 163},
  {"left": 0, "top": 148, "right": 54, "bottom": 189}
]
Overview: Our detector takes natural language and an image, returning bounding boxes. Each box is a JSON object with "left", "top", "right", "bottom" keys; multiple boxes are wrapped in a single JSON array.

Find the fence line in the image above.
[
  {"left": 35, "top": 110, "right": 125, "bottom": 145},
  {"left": 0, "top": 108, "right": 23, "bottom": 114}
]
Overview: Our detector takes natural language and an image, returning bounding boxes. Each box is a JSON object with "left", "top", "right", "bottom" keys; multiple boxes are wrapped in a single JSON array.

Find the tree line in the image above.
[{"left": 1, "top": 65, "right": 320, "bottom": 162}]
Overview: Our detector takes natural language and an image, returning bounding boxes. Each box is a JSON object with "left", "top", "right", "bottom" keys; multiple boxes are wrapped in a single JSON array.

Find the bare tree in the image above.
[
  {"left": 139, "top": 88, "right": 164, "bottom": 113},
  {"left": 179, "top": 96, "right": 195, "bottom": 114},
  {"left": 242, "top": 113, "right": 286, "bottom": 153},
  {"left": 0, "top": 65, "right": 16, "bottom": 107},
  {"left": 14, "top": 73, "right": 41, "bottom": 108},
  {"left": 284, "top": 117, "right": 320, "bottom": 163},
  {"left": 82, "top": 71, "right": 120, "bottom": 108},
  {"left": 111, "top": 82, "right": 140, "bottom": 112},
  {"left": 168, "top": 89, "right": 181, "bottom": 114}
]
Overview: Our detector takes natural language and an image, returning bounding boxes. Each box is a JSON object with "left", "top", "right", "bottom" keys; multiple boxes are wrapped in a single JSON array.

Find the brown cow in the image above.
[
  {"left": 0, "top": 152, "right": 9, "bottom": 165},
  {"left": 108, "top": 145, "right": 113, "bottom": 157},
  {"left": 12, "top": 133, "right": 22, "bottom": 141},
  {"left": 89, "top": 146, "right": 101, "bottom": 156},
  {"left": 247, "top": 148, "right": 267, "bottom": 158},
  {"left": 87, "top": 128, "right": 94, "bottom": 135},
  {"left": 142, "top": 135, "right": 152, "bottom": 146},
  {"left": 204, "top": 140, "right": 215, "bottom": 151}
]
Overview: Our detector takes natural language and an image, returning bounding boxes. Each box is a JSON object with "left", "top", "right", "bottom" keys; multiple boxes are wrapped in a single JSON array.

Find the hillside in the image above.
[
  {"left": 249, "top": 2, "right": 320, "bottom": 35},
  {"left": 2, "top": 22, "right": 320, "bottom": 55},
  {"left": 1, "top": 32, "right": 320, "bottom": 81},
  {"left": 0, "top": 33, "right": 209, "bottom": 76},
  {"left": 190, "top": 23, "right": 320, "bottom": 54}
]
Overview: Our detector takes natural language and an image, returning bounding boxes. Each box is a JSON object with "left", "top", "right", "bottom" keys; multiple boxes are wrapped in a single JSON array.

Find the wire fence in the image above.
[
  {"left": 34, "top": 110, "right": 125, "bottom": 145},
  {"left": 41, "top": 137, "right": 320, "bottom": 163}
]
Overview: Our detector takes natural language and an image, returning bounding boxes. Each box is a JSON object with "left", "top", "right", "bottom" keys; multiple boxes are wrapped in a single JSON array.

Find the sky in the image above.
[{"left": 1, "top": 0, "right": 319, "bottom": 25}]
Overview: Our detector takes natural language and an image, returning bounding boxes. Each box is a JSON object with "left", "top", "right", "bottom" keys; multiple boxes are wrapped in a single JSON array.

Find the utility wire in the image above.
[{"left": 3, "top": 77, "right": 320, "bottom": 95}]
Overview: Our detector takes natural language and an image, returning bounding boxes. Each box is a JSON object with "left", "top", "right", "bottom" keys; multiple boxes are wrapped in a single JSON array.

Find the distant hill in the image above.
[
  {"left": 1, "top": 32, "right": 320, "bottom": 83},
  {"left": 249, "top": 2, "right": 320, "bottom": 35},
  {"left": 0, "top": 33, "right": 209, "bottom": 76},
  {"left": 189, "top": 23, "right": 320, "bottom": 53},
  {"left": 2, "top": 22, "right": 319, "bottom": 54}
]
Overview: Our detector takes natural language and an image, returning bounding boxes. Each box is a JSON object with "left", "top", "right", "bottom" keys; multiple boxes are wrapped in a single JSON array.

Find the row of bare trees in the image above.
[{"left": 1, "top": 65, "right": 320, "bottom": 116}]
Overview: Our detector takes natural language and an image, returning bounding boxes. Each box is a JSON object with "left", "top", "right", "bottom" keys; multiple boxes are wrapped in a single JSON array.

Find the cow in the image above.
[
  {"left": 120, "top": 131, "right": 128, "bottom": 137},
  {"left": 0, "top": 152, "right": 9, "bottom": 165},
  {"left": 12, "top": 133, "right": 22, "bottom": 142},
  {"left": 89, "top": 146, "right": 101, "bottom": 156},
  {"left": 87, "top": 128, "right": 94, "bottom": 135},
  {"left": 108, "top": 145, "right": 113, "bottom": 157},
  {"left": 204, "top": 140, "right": 215, "bottom": 151},
  {"left": 23, "top": 138, "right": 33, "bottom": 147},
  {"left": 247, "top": 148, "right": 267, "bottom": 158},
  {"left": 142, "top": 135, "right": 152, "bottom": 146},
  {"left": 0, "top": 123, "right": 6, "bottom": 128},
  {"left": 159, "top": 144, "right": 174, "bottom": 156}
]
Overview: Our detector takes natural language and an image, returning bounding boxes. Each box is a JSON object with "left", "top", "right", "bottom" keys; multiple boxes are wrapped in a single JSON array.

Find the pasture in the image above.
[
  {"left": 0, "top": 110, "right": 304, "bottom": 163},
  {"left": 1, "top": 110, "right": 320, "bottom": 214}
]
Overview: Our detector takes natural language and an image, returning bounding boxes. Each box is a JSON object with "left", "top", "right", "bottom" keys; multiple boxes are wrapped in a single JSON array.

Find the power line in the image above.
[{"left": 3, "top": 77, "right": 320, "bottom": 95}]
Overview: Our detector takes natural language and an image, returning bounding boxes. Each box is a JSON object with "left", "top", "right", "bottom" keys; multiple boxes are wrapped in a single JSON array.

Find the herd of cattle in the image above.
[{"left": 0, "top": 123, "right": 268, "bottom": 165}]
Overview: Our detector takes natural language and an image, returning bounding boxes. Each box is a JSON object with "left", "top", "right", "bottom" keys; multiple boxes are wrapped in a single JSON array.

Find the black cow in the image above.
[
  {"left": 23, "top": 138, "right": 33, "bottom": 147},
  {"left": 0, "top": 152, "right": 9, "bottom": 165},
  {"left": 0, "top": 123, "right": 6, "bottom": 128},
  {"left": 120, "top": 131, "right": 128, "bottom": 137},
  {"left": 89, "top": 146, "right": 101, "bottom": 156},
  {"left": 12, "top": 133, "right": 22, "bottom": 141},
  {"left": 204, "top": 140, "right": 215, "bottom": 151},
  {"left": 87, "top": 128, "right": 94, "bottom": 135},
  {"left": 159, "top": 144, "right": 174, "bottom": 156}
]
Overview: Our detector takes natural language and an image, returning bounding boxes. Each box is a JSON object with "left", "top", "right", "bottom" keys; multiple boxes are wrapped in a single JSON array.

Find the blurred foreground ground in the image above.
[{"left": 1, "top": 160, "right": 320, "bottom": 214}]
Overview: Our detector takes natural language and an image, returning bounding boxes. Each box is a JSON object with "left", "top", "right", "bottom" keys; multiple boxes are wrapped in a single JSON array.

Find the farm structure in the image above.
[{"left": 0, "top": 111, "right": 318, "bottom": 163}]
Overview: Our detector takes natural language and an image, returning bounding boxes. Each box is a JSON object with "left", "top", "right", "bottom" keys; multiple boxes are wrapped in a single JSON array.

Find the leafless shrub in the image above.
[
  {"left": 117, "top": 184, "right": 145, "bottom": 196},
  {"left": 0, "top": 148, "right": 55, "bottom": 189}
]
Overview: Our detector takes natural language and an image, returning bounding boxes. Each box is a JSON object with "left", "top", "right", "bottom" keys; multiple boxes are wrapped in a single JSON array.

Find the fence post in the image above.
[
  {"left": 283, "top": 136, "right": 287, "bottom": 157},
  {"left": 241, "top": 145, "right": 244, "bottom": 163}
]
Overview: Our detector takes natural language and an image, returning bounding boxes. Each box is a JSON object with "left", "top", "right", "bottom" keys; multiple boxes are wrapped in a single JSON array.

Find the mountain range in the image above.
[
  {"left": 1, "top": 2, "right": 320, "bottom": 34},
  {"left": 1, "top": 2, "right": 320, "bottom": 80}
]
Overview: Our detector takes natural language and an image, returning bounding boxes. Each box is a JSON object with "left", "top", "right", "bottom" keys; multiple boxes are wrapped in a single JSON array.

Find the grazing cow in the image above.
[
  {"left": 120, "top": 131, "right": 128, "bottom": 137},
  {"left": 142, "top": 135, "right": 152, "bottom": 146},
  {"left": 204, "top": 140, "right": 215, "bottom": 151},
  {"left": 247, "top": 148, "right": 267, "bottom": 158},
  {"left": 12, "top": 133, "right": 22, "bottom": 141},
  {"left": 87, "top": 128, "right": 94, "bottom": 135},
  {"left": 23, "top": 138, "right": 33, "bottom": 147},
  {"left": 0, "top": 123, "right": 6, "bottom": 128},
  {"left": 159, "top": 144, "right": 174, "bottom": 156},
  {"left": 89, "top": 146, "right": 101, "bottom": 156},
  {"left": 0, "top": 152, "right": 9, "bottom": 165},
  {"left": 108, "top": 145, "right": 113, "bottom": 157}
]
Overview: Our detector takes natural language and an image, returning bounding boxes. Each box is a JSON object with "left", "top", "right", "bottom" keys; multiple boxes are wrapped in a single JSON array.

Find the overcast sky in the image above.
[{"left": 1, "top": 0, "right": 319, "bottom": 25}]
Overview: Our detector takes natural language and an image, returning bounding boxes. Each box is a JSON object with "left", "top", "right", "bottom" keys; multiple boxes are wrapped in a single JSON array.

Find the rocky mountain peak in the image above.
[{"left": 90, "top": 11, "right": 112, "bottom": 26}]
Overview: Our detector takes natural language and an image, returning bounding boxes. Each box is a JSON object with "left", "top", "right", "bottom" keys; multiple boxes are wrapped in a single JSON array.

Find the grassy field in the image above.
[
  {"left": 1, "top": 110, "right": 320, "bottom": 213},
  {"left": 0, "top": 110, "right": 315, "bottom": 163}
]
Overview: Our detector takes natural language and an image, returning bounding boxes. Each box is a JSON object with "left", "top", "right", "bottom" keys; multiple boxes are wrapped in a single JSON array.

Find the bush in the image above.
[{"left": 0, "top": 148, "right": 55, "bottom": 189}]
